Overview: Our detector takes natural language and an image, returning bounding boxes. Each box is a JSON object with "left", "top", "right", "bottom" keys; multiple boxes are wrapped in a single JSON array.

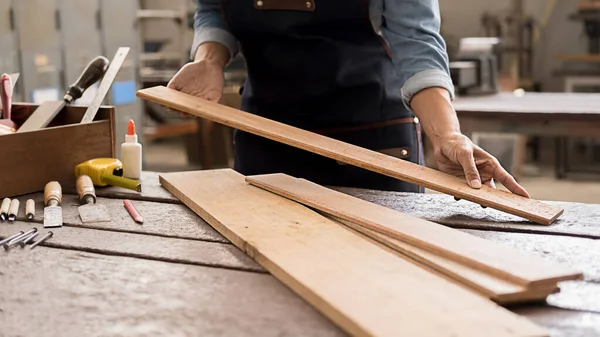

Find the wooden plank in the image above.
[
  {"left": 13, "top": 193, "right": 226, "bottom": 242},
  {"left": 159, "top": 168, "right": 548, "bottom": 337},
  {"left": 328, "top": 215, "right": 557, "bottom": 305},
  {"left": 335, "top": 187, "right": 600, "bottom": 239},
  {"left": 556, "top": 54, "right": 600, "bottom": 63},
  {"left": 136, "top": 86, "right": 563, "bottom": 225},
  {"left": 0, "top": 248, "right": 345, "bottom": 337},
  {"left": 245, "top": 173, "right": 583, "bottom": 287},
  {"left": 0, "top": 221, "right": 262, "bottom": 273}
]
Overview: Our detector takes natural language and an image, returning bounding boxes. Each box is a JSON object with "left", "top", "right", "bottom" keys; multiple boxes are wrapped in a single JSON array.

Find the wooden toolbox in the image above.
[{"left": 0, "top": 103, "right": 116, "bottom": 198}]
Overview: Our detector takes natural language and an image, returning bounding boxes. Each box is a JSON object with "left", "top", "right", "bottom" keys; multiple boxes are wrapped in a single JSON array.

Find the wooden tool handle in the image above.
[
  {"left": 26, "top": 199, "right": 35, "bottom": 217},
  {"left": 0, "top": 73, "right": 12, "bottom": 119},
  {"left": 64, "top": 56, "right": 109, "bottom": 103},
  {"left": 1, "top": 198, "right": 10, "bottom": 213},
  {"left": 44, "top": 181, "right": 62, "bottom": 206},
  {"left": 76, "top": 175, "right": 96, "bottom": 203},
  {"left": 8, "top": 199, "right": 19, "bottom": 215}
]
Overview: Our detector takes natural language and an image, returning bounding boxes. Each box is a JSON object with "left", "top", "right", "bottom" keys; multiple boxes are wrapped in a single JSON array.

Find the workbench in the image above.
[
  {"left": 453, "top": 92, "right": 600, "bottom": 178},
  {"left": 1, "top": 171, "right": 599, "bottom": 337}
]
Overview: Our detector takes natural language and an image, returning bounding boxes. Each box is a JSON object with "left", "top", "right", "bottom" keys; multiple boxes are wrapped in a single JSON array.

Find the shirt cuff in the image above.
[
  {"left": 190, "top": 27, "right": 239, "bottom": 63},
  {"left": 400, "top": 69, "right": 455, "bottom": 111}
]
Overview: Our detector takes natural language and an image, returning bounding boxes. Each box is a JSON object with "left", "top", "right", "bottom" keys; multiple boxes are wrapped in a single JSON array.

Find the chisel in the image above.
[
  {"left": 17, "top": 56, "right": 110, "bottom": 133},
  {"left": 0, "top": 198, "right": 10, "bottom": 220},
  {"left": 76, "top": 175, "right": 111, "bottom": 223},
  {"left": 43, "top": 181, "right": 63, "bottom": 228}
]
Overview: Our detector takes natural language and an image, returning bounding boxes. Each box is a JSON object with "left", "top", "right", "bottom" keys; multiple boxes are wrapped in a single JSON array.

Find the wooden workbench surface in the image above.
[
  {"left": 2, "top": 171, "right": 599, "bottom": 337},
  {"left": 452, "top": 92, "right": 600, "bottom": 120}
]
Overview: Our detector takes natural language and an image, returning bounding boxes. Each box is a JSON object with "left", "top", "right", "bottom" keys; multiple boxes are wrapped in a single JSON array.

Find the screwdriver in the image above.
[
  {"left": 17, "top": 56, "right": 110, "bottom": 132},
  {"left": 0, "top": 73, "right": 16, "bottom": 130}
]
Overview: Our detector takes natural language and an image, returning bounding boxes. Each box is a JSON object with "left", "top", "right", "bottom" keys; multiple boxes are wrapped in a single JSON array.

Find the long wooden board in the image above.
[
  {"left": 159, "top": 169, "right": 548, "bottom": 337},
  {"left": 328, "top": 216, "right": 558, "bottom": 304},
  {"left": 136, "top": 86, "right": 563, "bottom": 225},
  {"left": 245, "top": 173, "right": 583, "bottom": 287}
]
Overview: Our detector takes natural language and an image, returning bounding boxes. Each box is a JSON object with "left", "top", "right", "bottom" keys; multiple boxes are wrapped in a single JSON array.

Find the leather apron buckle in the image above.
[{"left": 254, "top": 0, "right": 315, "bottom": 11}]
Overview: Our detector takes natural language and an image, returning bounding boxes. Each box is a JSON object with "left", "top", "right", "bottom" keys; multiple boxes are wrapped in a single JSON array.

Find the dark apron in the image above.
[{"left": 220, "top": 0, "right": 424, "bottom": 192}]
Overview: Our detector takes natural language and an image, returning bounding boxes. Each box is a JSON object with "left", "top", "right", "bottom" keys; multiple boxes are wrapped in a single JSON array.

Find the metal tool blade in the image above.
[
  {"left": 78, "top": 203, "right": 111, "bottom": 223},
  {"left": 80, "top": 47, "right": 130, "bottom": 123},
  {"left": 8, "top": 73, "right": 19, "bottom": 86},
  {"left": 16, "top": 100, "right": 66, "bottom": 133},
  {"left": 43, "top": 205, "right": 62, "bottom": 228}
]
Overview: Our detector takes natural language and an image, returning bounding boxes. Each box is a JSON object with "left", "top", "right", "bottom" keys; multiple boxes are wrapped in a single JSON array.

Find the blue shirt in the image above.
[{"left": 190, "top": 0, "right": 455, "bottom": 109}]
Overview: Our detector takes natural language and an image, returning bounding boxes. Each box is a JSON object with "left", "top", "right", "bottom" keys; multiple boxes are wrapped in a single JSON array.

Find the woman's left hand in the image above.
[{"left": 431, "top": 132, "right": 530, "bottom": 198}]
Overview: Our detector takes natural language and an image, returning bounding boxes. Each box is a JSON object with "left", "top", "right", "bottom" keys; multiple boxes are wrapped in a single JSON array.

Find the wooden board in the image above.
[
  {"left": 0, "top": 105, "right": 115, "bottom": 198},
  {"left": 334, "top": 187, "right": 600, "bottom": 239},
  {"left": 136, "top": 86, "right": 563, "bottom": 225},
  {"left": 159, "top": 168, "right": 548, "bottom": 337},
  {"left": 245, "top": 173, "right": 583, "bottom": 287},
  {"left": 328, "top": 215, "right": 557, "bottom": 305}
]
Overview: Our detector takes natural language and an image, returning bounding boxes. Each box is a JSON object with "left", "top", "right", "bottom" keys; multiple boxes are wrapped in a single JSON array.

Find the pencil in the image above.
[{"left": 123, "top": 199, "right": 143, "bottom": 224}]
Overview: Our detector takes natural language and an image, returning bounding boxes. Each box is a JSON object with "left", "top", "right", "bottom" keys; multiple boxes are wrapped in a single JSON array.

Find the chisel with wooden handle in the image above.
[
  {"left": 17, "top": 56, "right": 110, "bottom": 133},
  {"left": 76, "top": 175, "right": 110, "bottom": 223},
  {"left": 43, "top": 181, "right": 63, "bottom": 228}
]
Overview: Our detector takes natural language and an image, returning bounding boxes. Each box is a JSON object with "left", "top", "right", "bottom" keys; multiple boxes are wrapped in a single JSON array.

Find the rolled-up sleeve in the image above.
[
  {"left": 190, "top": 0, "right": 238, "bottom": 62},
  {"left": 380, "top": 0, "right": 455, "bottom": 109}
]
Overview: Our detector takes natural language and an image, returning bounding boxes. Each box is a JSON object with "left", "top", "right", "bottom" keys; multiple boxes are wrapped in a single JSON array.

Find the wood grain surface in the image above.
[
  {"left": 136, "top": 86, "right": 563, "bottom": 225},
  {"left": 0, "top": 117, "right": 114, "bottom": 199},
  {"left": 328, "top": 215, "right": 557, "bottom": 305},
  {"left": 93, "top": 171, "right": 600, "bottom": 239},
  {"left": 0, "top": 222, "right": 262, "bottom": 272},
  {"left": 159, "top": 168, "right": 548, "bottom": 337},
  {"left": 12, "top": 193, "right": 226, "bottom": 242},
  {"left": 334, "top": 188, "right": 600, "bottom": 239},
  {"left": 0, "top": 248, "right": 345, "bottom": 337},
  {"left": 246, "top": 174, "right": 583, "bottom": 287}
]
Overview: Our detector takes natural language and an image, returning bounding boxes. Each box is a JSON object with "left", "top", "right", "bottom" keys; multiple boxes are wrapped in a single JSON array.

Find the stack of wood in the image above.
[
  {"left": 139, "top": 86, "right": 583, "bottom": 336},
  {"left": 160, "top": 169, "right": 582, "bottom": 337}
]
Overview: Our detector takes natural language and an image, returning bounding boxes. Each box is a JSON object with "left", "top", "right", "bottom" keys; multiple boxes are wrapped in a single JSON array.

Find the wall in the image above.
[
  {"left": 140, "top": 0, "right": 194, "bottom": 58},
  {"left": 440, "top": 0, "right": 588, "bottom": 91}
]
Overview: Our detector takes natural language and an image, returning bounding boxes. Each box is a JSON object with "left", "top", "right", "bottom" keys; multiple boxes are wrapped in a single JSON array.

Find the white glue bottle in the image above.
[{"left": 121, "top": 119, "right": 142, "bottom": 180}]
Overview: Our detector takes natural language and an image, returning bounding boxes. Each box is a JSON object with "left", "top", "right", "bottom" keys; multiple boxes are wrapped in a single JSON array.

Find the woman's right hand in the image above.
[{"left": 166, "top": 59, "right": 225, "bottom": 118}]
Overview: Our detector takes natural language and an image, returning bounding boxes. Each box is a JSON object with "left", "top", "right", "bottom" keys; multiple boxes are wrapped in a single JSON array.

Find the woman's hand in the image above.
[
  {"left": 167, "top": 59, "right": 224, "bottom": 118},
  {"left": 409, "top": 87, "right": 529, "bottom": 198},
  {"left": 167, "top": 42, "right": 229, "bottom": 117},
  {"left": 431, "top": 132, "right": 530, "bottom": 198}
]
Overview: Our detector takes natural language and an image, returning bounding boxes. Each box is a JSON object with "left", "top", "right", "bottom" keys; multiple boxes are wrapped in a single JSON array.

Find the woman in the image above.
[{"left": 168, "top": 0, "right": 529, "bottom": 197}]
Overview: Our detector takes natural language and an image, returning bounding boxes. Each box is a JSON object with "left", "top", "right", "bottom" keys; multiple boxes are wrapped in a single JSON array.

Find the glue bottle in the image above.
[{"left": 121, "top": 119, "right": 142, "bottom": 180}]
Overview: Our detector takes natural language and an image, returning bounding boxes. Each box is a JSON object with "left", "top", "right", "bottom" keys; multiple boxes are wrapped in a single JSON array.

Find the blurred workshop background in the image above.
[{"left": 2, "top": 0, "right": 600, "bottom": 202}]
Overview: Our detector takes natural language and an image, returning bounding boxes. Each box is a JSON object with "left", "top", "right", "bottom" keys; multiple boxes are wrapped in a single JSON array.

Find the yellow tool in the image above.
[{"left": 75, "top": 158, "right": 141, "bottom": 192}]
